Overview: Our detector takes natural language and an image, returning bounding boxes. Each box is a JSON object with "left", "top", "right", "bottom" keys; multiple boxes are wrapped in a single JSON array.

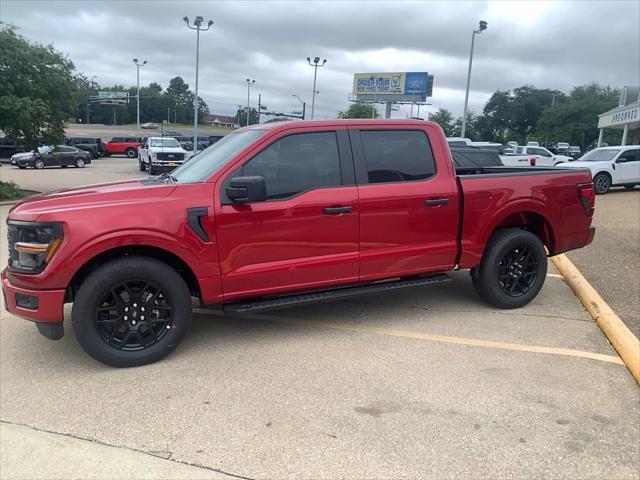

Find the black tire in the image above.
[
  {"left": 34, "top": 159, "right": 45, "bottom": 169},
  {"left": 472, "top": 228, "right": 547, "bottom": 309},
  {"left": 149, "top": 166, "right": 157, "bottom": 175},
  {"left": 72, "top": 256, "right": 192, "bottom": 367},
  {"left": 624, "top": 185, "right": 636, "bottom": 190},
  {"left": 593, "top": 173, "right": 611, "bottom": 194},
  {"left": 75, "top": 157, "right": 86, "bottom": 168},
  {"left": 139, "top": 160, "right": 147, "bottom": 172},
  {"left": 125, "top": 148, "right": 137, "bottom": 159}
]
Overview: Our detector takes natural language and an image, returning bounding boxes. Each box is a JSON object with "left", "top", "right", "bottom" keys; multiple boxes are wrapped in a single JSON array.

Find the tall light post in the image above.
[
  {"left": 461, "top": 20, "right": 487, "bottom": 138},
  {"left": 245, "top": 78, "right": 255, "bottom": 126},
  {"left": 184, "top": 15, "right": 213, "bottom": 150},
  {"left": 132, "top": 59, "right": 146, "bottom": 135},
  {"left": 306, "top": 56, "right": 326, "bottom": 120}
]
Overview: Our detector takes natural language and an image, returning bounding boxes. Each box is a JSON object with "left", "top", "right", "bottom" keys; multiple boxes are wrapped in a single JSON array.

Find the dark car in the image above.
[
  {"left": 163, "top": 130, "right": 183, "bottom": 136},
  {"left": 65, "top": 137, "right": 105, "bottom": 158},
  {"left": 13, "top": 145, "right": 91, "bottom": 169},
  {"left": 0, "top": 137, "right": 28, "bottom": 158}
]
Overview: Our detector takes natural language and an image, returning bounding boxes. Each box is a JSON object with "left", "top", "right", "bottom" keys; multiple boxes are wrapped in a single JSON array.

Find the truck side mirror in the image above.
[{"left": 226, "top": 176, "right": 267, "bottom": 203}]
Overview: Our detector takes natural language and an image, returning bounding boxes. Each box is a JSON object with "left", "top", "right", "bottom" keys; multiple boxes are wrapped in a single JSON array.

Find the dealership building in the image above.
[{"left": 597, "top": 86, "right": 640, "bottom": 146}]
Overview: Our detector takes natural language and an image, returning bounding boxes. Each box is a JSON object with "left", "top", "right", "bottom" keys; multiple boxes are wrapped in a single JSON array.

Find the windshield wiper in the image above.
[{"left": 157, "top": 172, "right": 178, "bottom": 184}]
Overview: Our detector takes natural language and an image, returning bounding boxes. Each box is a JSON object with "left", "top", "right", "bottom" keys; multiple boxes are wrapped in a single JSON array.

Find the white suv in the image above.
[{"left": 564, "top": 146, "right": 640, "bottom": 194}]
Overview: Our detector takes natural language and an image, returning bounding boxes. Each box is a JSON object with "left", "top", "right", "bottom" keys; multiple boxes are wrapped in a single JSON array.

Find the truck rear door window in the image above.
[
  {"left": 360, "top": 130, "right": 436, "bottom": 183},
  {"left": 240, "top": 131, "right": 342, "bottom": 200}
]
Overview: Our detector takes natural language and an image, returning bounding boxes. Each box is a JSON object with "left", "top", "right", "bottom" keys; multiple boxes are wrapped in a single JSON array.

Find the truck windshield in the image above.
[
  {"left": 150, "top": 138, "right": 180, "bottom": 148},
  {"left": 580, "top": 149, "right": 619, "bottom": 162},
  {"left": 171, "top": 130, "right": 266, "bottom": 183}
]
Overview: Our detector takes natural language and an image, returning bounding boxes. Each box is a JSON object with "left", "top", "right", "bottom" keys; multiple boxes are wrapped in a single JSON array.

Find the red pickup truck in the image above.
[
  {"left": 102, "top": 136, "right": 142, "bottom": 158},
  {"left": 2, "top": 120, "right": 595, "bottom": 367}
]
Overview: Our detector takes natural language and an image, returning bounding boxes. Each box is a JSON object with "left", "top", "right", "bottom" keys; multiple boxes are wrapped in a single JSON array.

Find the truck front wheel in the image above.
[
  {"left": 472, "top": 228, "right": 547, "bottom": 309},
  {"left": 72, "top": 256, "right": 192, "bottom": 367}
]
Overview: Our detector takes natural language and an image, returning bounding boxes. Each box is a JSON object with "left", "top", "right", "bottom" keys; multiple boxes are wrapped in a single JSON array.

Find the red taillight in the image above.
[
  {"left": 578, "top": 183, "right": 595, "bottom": 217},
  {"left": 529, "top": 156, "right": 536, "bottom": 166}
]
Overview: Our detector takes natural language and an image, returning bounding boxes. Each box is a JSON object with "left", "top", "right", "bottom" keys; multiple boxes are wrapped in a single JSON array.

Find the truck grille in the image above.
[{"left": 156, "top": 152, "right": 184, "bottom": 161}]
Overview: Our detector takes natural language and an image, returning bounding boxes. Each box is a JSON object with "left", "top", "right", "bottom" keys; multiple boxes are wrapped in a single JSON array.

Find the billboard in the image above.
[
  {"left": 353, "top": 72, "right": 433, "bottom": 102},
  {"left": 89, "top": 91, "right": 129, "bottom": 104}
]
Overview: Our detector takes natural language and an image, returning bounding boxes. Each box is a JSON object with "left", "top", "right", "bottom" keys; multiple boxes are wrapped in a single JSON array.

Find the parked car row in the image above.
[{"left": 446, "top": 138, "right": 639, "bottom": 194}]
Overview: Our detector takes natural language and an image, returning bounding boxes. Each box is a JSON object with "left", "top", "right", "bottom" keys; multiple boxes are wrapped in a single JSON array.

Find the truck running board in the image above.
[{"left": 223, "top": 274, "right": 451, "bottom": 314}]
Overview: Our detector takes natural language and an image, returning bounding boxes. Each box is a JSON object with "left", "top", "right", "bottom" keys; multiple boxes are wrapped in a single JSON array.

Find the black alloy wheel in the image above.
[
  {"left": 497, "top": 245, "right": 538, "bottom": 297},
  {"left": 94, "top": 280, "right": 173, "bottom": 351}
]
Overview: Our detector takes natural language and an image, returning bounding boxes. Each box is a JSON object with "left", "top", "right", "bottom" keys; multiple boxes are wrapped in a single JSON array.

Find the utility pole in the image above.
[
  {"left": 257, "top": 93, "right": 261, "bottom": 124},
  {"left": 306, "top": 56, "right": 327, "bottom": 120},
  {"left": 461, "top": 20, "right": 488, "bottom": 137},
  {"left": 184, "top": 15, "right": 213, "bottom": 150},
  {"left": 133, "top": 59, "right": 147, "bottom": 135},
  {"left": 245, "top": 79, "right": 255, "bottom": 126}
]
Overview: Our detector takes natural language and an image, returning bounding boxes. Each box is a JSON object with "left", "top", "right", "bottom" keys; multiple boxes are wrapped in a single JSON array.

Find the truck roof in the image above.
[{"left": 243, "top": 118, "right": 437, "bottom": 133}]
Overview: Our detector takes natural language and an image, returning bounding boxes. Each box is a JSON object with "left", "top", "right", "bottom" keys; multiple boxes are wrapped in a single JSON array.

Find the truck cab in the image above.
[{"left": 138, "top": 136, "right": 190, "bottom": 174}]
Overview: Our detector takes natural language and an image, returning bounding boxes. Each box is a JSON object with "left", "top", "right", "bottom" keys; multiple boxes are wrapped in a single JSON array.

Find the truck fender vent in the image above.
[{"left": 187, "top": 207, "right": 210, "bottom": 242}]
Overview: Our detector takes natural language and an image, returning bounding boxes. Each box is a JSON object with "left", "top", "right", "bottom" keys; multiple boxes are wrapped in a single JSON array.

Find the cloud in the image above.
[{"left": 2, "top": 0, "right": 639, "bottom": 120}]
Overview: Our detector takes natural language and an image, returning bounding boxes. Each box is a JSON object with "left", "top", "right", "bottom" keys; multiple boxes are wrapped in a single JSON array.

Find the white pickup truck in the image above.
[
  {"left": 508, "top": 146, "right": 572, "bottom": 166},
  {"left": 138, "top": 137, "right": 191, "bottom": 175}
]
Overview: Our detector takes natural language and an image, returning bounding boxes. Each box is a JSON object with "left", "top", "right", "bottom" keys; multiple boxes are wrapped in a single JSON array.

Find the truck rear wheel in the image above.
[
  {"left": 472, "top": 228, "right": 547, "bottom": 309},
  {"left": 139, "top": 159, "right": 147, "bottom": 171},
  {"left": 72, "top": 256, "right": 192, "bottom": 367}
]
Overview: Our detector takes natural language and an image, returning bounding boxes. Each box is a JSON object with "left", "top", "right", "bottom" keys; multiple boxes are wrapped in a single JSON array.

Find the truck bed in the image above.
[{"left": 454, "top": 166, "right": 594, "bottom": 268}]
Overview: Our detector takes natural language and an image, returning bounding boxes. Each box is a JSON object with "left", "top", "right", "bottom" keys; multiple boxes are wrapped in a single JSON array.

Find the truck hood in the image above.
[
  {"left": 149, "top": 147, "right": 186, "bottom": 153},
  {"left": 562, "top": 161, "right": 605, "bottom": 168},
  {"left": 9, "top": 179, "right": 177, "bottom": 221}
]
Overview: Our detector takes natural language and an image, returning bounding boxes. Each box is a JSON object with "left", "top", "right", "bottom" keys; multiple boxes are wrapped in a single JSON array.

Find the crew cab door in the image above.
[
  {"left": 614, "top": 149, "right": 640, "bottom": 183},
  {"left": 350, "top": 127, "right": 458, "bottom": 281},
  {"left": 215, "top": 129, "right": 359, "bottom": 300}
]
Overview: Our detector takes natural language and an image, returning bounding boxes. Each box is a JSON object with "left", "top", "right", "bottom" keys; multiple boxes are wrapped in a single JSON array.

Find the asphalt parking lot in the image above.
[{"left": 1, "top": 160, "right": 639, "bottom": 479}]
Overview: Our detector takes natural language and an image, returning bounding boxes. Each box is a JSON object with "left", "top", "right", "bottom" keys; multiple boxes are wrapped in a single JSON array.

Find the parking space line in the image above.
[{"left": 193, "top": 309, "right": 624, "bottom": 365}]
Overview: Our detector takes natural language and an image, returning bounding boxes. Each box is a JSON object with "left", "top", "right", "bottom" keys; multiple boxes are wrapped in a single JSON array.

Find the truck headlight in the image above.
[{"left": 7, "top": 220, "right": 63, "bottom": 273}]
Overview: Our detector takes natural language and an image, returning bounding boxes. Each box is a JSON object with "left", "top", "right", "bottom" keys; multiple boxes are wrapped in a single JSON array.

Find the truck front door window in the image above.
[{"left": 237, "top": 131, "right": 342, "bottom": 200}]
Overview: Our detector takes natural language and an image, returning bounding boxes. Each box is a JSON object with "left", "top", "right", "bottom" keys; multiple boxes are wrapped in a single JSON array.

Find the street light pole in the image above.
[
  {"left": 184, "top": 15, "right": 213, "bottom": 151},
  {"left": 246, "top": 78, "right": 255, "bottom": 126},
  {"left": 306, "top": 56, "right": 326, "bottom": 120},
  {"left": 461, "top": 20, "right": 487, "bottom": 138},
  {"left": 132, "top": 59, "right": 147, "bottom": 136}
]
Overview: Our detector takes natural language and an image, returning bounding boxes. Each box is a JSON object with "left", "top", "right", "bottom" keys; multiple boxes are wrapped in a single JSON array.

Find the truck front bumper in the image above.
[{"left": 2, "top": 269, "right": 66, "bottom": 338}]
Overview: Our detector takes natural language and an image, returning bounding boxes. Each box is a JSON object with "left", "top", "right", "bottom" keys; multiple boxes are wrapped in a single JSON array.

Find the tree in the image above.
[
  {"left": 428, "top": 108, "right": 455, "bottom": 136},
  {"left": 234, "top": 107, "right": 259, "bottom": 126},
  {"left": 536, "top": 83, "right": 621, "bottom": 149},
  {"left": 482, "top": 86, "right": 563, "bottom": 143},
  {"left": 0, "top": 26, "right": 78, "bottom": 147},
  {"left": 337, "top": 103, "right": 379, "bottom": 119}
]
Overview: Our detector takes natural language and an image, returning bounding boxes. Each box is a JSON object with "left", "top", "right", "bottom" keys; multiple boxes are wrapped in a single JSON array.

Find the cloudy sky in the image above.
[{"left": 2, "top": 0, "right": 639, "bottom": 121}]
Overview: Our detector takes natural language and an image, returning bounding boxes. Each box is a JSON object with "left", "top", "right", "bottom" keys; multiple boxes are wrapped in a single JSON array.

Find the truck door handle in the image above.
[
  {"left": 324, "top": 206, "right": 352, "bottom": 215},
  {"left": 424, "top": 198, "right": 449, "bottom": 207}
]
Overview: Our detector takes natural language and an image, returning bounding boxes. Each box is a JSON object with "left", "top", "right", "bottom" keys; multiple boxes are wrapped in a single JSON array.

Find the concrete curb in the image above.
[{"left": 551, "top": 253, "right": 640, "bottom": 384}]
